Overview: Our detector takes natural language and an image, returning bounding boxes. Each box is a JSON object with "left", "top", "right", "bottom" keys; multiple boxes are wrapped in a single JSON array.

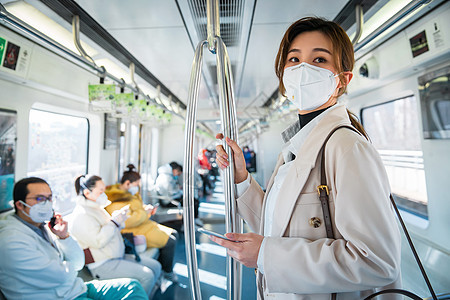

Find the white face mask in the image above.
[
  {"left": 20, "top": 200, "right": 54, "bottom": 223},
  {"left": 95, "top": 193, "right": 110, "bottom": 207},
  {"left": 128, "top": 186, "right": 139, "bottom": 196},
  {"left": 283, "top": 62, "right": 339, "bottom": 111}
]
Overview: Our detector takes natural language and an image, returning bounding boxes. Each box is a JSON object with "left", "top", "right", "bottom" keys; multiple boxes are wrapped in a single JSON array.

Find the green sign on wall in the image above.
[{"left": 0, "top": 37, "right": 6, "bottom": 62}]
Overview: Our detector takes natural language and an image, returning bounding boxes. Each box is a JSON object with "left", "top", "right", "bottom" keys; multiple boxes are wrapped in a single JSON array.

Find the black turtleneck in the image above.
[{"left": 298, "top": 106, "right": 330, "bottom": 129}]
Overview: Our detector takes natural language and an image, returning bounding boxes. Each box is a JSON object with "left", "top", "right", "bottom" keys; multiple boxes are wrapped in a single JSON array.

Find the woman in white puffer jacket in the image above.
[{"left": 69, "top": 174, "right": 161, "bottom": 296}]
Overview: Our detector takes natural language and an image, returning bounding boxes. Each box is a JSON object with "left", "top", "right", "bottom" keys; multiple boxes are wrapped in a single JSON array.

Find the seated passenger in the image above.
[
  {"left": 0, "top": 177, "right": 147, "bottom": 300},
  {"left": 155, "top": 162, "right": 202, "bottom": 225},
  {"left": 155, "top": 162, "right": 183, "bottom": 205},
  {"left": 105, "top": 164, "right": 179, "bottom": 282},
  {"left": 69, "top": 174, "right": 161, "bottom": 296}
]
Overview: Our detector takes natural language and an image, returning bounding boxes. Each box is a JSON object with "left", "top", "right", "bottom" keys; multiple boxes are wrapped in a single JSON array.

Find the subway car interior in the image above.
[{"left": 0, "top": 0, "right": 449, "bottom": 299}]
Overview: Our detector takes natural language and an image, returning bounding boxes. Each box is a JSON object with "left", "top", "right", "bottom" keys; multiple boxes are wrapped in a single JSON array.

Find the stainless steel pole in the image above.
[
  {"left": 216, "top": 36, "right": 242, "bottom": 300},
  {"left": 184, "top": 1, "right": 241, "bottom": 299},
  {"left": 206, "top": 0, "right": 220, "bottom": 54},
  {"left": 183, "top": 39, "right": 207, "bottom": 300}
]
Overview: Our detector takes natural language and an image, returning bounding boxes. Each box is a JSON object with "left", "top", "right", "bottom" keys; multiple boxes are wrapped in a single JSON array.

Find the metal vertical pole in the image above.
[
  {"left": 206, "top": 0, "right": 220, "bottom": 53},
  {"left": 216, "top": 36, "right": 242, "bottom": 300},
  {"left": 184, "top": 1, "right": 241, "bottom": 299},
  {"left": 183, "top": 40, "right": 207, "bottom": 300}
]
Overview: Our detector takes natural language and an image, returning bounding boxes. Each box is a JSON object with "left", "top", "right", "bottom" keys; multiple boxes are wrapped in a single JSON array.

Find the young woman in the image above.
[
  {"left": 69, "top": 174, "right": 162, "bottom": 296},
  {"left": 105, "top": 164, "right": 179, "bottom": 282},
  {"left": 213, "top": 17, "right": 401, "bottom": 299}
]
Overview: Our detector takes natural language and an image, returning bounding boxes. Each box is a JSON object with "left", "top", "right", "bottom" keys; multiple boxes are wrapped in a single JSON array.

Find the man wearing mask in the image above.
[{"left": 0, "top": 177, "right": 147, "bottom": 300}]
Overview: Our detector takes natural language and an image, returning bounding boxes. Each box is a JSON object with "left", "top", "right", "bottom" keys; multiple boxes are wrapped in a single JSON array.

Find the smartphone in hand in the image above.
[
  {"left": 197, "top": 227, "right": 238, "bottom": 242},
  {"left": 49, "top": 216, "right": 56, "bottom": 228}
]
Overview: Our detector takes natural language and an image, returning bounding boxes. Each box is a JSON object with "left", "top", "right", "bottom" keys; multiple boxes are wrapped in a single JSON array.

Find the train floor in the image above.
[{"left": 153, "top": 179, "right": 257, "bottom": 300}]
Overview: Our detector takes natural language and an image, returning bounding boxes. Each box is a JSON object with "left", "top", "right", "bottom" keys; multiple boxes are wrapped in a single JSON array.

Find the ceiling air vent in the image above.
[{"left": 188, "top": 0, "right": 244, "bottom": 47}]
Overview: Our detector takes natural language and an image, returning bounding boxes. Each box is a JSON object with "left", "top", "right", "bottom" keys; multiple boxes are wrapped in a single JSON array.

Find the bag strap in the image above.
[
  {"left": 318, "top": 125, "right": 437, "bottom": 300},
  {"left": 386, "top": 194, "right": 437, "bottom": 300},
  {"left": 318, "top": 126, "right": 357, "bottom": 300},
  {"left": 122, "top": 233, "right": 141, "bottom": 262},
  {"left": 318, "top": 125, "right": 358, "bottom": 239}
]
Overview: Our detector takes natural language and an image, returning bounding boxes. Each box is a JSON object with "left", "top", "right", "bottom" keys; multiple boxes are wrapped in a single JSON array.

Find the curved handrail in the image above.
[
  {"left": 354, "top": 0, "right": 430, "bottom": 52},
  {"left": 183, "top": 39, "right": 207, "bottom": 300},
  {"left": 215, "top": 35, "right": 242, "bottom": 300},
  {"left": 351, "top": 4, "right": 363, "bottom": 45},
  {"left": 183, "top": 1, "right": 242, "bottom": 299}
]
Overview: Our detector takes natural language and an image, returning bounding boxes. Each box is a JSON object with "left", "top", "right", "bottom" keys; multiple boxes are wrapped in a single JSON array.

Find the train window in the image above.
[
  {"left": 118, "top": 121, "right": 126, "bottom": 179},
  {"left": 418, "top": 66, "right": 450, "bottom": 139},
  {"left": 118, "top": 120, "right": 140, "bottom": 180},
  {"left": 129, "top": 123, "right": 140, "bottom": 168},
  {"left": 27, "top": 109, "right": 89, "bottom": 215},
  {"left": 0, "top": 109, "right": 17, "bottom": 212},
  {"left": 361, "top": 96, "right": 429, "bottom": 219}
]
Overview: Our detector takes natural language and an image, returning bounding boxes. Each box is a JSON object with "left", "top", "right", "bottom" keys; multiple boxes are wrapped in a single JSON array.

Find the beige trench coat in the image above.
[{"left": 237, "top": 105, "right": 402, "bottom": 300}]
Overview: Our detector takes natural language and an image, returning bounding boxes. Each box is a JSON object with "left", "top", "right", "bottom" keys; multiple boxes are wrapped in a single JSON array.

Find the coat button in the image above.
[{"left": 309, "top": 217, "right": 321, "bottom": 228}]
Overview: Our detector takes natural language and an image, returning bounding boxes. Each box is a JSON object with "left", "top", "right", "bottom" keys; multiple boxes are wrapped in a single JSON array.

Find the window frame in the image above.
[
  {"left": 360, "top": 95, "right": 429, "bottom": 219},
  {"left": 27, "top": 108, "right": 90, "bottom": 214}
]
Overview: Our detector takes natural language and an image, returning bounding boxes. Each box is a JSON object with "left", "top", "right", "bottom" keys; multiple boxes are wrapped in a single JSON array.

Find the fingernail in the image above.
[{"left": 226, "top": 137, "right": 230, "bottom": 142}]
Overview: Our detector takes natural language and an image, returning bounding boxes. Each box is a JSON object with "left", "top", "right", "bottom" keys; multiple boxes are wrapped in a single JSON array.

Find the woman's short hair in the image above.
[{"left": 275, "top": 17, "right": 354, "bottom": 98}]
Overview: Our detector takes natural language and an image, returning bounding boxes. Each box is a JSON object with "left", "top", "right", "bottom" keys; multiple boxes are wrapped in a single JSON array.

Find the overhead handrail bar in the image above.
[
  {"left": 167, "top": 95, "right": 174, "bottom": 111},
  {"left": 129, "top": 62, "right": 142, "bottom": 95},
  {"left": 73, "top": 14, "right": 107, "bottom": 84},
  {"left": 351, "top": 4, "right": 364, "bottom": 45},
  {"left": 0, "top": 4, "right": 183, "bottom": 119},
  {"left": 154, "top": 85, "right": 168, "bottom": 110},
  {"left": 354, "top": 0, "right": 430, "bottom": 51},
  {"left": 72, "top": 15, "right": 95, "bottom": 65}
]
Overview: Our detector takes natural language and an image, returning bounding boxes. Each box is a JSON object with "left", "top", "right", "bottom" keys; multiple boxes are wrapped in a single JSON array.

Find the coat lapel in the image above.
[
  {"left": 269, "top": 105, "right": 352, "bottom": 237},
  {"left": 270, "top": 160, "right": 314, "bottom": 237}
]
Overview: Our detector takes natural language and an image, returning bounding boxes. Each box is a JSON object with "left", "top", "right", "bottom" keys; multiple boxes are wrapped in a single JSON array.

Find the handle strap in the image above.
[{"left": 318, "top": 125, "right": 437, "bottom": 300}]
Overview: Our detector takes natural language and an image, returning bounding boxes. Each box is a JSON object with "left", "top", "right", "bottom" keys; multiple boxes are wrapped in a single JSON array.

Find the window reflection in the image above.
[
  {"left": 27, "top": 109, "right": 89, "bottom": 215},
  {"left": 419, "top": 67, "right": 450, "bottom": 139},
  {"left": 362, "top": 96, "right": 428, "bottom": 218}
]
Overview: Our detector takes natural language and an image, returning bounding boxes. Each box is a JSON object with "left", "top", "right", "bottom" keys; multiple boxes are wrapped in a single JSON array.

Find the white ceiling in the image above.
[
  {"left": 73, "top": 0, "right": 348, "bottom": 111},
  {"left": 5, "top": 0, "right": 350, "bottom": 130}
]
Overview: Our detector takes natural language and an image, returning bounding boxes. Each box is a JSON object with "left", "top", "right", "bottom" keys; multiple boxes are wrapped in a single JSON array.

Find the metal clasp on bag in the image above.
[{"left": 317, "top": 185, "right": 329, "bottom": 195}]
